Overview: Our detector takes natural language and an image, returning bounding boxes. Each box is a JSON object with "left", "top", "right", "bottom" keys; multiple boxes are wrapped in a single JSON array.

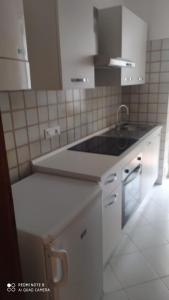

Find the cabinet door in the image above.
[
  {"left": 102, "top": 185, "right": 122, "bottom": 266},
  {"left": 121, "top": 7, "right": 147, "bottom": 86},
  {"left": 58, "top": 0, "right": 95, "bottom": 89},
  {"left": 141, "top": 133, "right": 161, "bottom": 200},
  {"left": 0, "top": 0, "right": 28, "bottom": 61},
  {"left": 47, "top": 196, "right": 103, "bottom": 300}
]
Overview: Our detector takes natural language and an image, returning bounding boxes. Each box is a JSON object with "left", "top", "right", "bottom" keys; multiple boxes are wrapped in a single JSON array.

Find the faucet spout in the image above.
[{"left": 117, "top": 105, "right": 129, "bottom": 124}]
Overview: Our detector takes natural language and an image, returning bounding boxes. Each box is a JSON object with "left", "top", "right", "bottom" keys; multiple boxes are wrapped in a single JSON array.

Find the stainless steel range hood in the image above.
[{"left": 94, "top": 55, "right": 136, "bottom": 68}]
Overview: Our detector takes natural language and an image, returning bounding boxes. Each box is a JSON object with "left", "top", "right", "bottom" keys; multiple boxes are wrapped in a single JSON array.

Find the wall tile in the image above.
[
  {"left": 15, "top": 128, "right": 28, "bottom": 147},
  {"left": 38, "top": 106, "right": 48, "bottom": 123},
  {"left": 30, "top": 141, "right": 41, "bottom": 159},
  {"left": 17, "top": 145, "right": 30, "bottom": 164},
  {"left": 4, "top": 132, "right": 15, "bottom": 151},
  {"left": 150, "top": 51, "right": 161, "bottom": 62},
  {"left": 162, "top": 39, "right": 169, "bottom": 50},
  {"left": 0, "top": 93, "right": 10, "bottom": 111},
  {"left": 7, "top": 149, "right": 18, "bottom": 169},
  {"left": 10, "top": 92, "right": 24, "bottom": 110},
  {"left": 48, "top": 105, "right": 57, "bottom": 120},
  {"left": 161, "top": 50, "right": 169, "bottom": 61},
  {"left": 37, "top": 91, "right": 47, "bottom": 106},
  {"left": 151, "top": 39, "right": 162, "bottom": 51},
  {"left": 28, "top": 125, "right": 40, "bottom": 142},
  {"left": 13, "top": 111, "right": 26, "bottom": 129},
  {"left": 26, "top": 108, "right": 38, "bottom": 125},
  {"left": 24, "top": 91, "right": 37, "bottom": 108},
  {"left": 2, "top": 113, "right": 13, "bottom": 131},
  {"left": 47, "top": 91, "right": 57, "bottom": 104}
]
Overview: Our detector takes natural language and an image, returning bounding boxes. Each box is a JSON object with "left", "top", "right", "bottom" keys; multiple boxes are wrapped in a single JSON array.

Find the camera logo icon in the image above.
[{"left": 7, "top": 283, "right": 16, "bottom": 292}]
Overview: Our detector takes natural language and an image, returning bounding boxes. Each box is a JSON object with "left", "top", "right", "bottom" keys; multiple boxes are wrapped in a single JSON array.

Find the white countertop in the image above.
[
  {"left": 12, "top": 173, "right": 100, "bottom": 243},
  {"left": 33, "top": 125, "right": 162, "bottom": 181}
]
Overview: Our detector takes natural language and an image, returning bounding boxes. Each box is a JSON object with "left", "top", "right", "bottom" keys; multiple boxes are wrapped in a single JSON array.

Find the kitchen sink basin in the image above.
[{"left": 102, "top": 123, "right": 154, "bottom": 139}]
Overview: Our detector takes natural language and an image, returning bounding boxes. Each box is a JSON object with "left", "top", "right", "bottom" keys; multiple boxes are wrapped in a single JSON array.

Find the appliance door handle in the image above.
[
  {"left": 124, "top": 165, "right": 142, "bottom": 185},
  {"left": 50, "top": 249, "right": 68, "bottom": 287}
]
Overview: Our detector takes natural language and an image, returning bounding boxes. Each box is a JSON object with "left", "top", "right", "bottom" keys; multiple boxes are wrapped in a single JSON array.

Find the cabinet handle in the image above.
[
  {"left": 71, "top": 78, "right": 89, "bottom": 83},
  {"left": 129, "top": 77, "right": 132, "bottom": 81},
  {"left": 104, "top": 194, "right": 118, "bottom": 208},
  {"left": 138, "top": 77, "right": 143, "bottom": 81},
  {"left": 49, "top": 249, "right": 68, "bottom": 287},
  {"left": 17, "top": 48, "right": 24, "bottom": 55},
  {"left": 104, "top": 173, "right": 117, "bottom": 185}
]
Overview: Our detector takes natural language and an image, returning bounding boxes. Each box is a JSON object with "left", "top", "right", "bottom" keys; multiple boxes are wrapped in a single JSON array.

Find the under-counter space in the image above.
[{"left": 33, "top": 125, "right": 162, "bottom": 182}]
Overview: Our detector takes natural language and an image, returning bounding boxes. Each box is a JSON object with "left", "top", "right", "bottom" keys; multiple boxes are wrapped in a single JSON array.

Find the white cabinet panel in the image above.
[
  {"left": 141, "top": 133, "right": 161, "bottom": 200},
  {"left": 0, "top": 59, "right": 31, "bottom": 91},
  {"left": 0, "top": 0, "right": 28, "bottom": 61},
  {"left": 121, "top": 7, "right": 147, "bottom": 86},
  {"left": 102, "top": 185, "right": 122, "bottom": 266},
  {"left": 23, "top": 0, "right": 95, "bottom": 90},
  {"left": 47, "top": 197, "right": 102, "bottom": 300}
]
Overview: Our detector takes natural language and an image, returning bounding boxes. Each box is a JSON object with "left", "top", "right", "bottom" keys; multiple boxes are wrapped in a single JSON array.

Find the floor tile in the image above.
[
  {"left": 103, "top": 264, "right": 122, "bottom": 293},
  {"left": 141, "top": 244, "right": 169, "bottom": 277},
  {"left": 161, "top": 276, "right": 169, "bottom": 289},
  {"left": 128, "top": 224, "right": 168, "bottom": 250},
  {"left": 110, "top": 252, "right": 157, "bottom": 288},
  {"left": 125, "top": 279, "right": 169, "bottom": 300},
  {"left": 113, "top": 234, "right": 138, "bottom": 256},
  {"left": 103, "top": 290, "right": 129, "bottom": 300}
]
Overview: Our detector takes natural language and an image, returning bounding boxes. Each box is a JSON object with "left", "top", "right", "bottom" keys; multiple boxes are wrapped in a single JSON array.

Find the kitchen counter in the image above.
[
  {"left": 32, "top": 125, "right": 162, "bottom": 182},
  {"left": 12, "top": 173, "right": 100, "bottom": 242}
]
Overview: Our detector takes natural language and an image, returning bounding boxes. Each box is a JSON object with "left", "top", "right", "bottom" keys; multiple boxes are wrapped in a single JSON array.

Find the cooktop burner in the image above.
[{"left": 68, "top": 136, "right": 138, "bottom": 156}]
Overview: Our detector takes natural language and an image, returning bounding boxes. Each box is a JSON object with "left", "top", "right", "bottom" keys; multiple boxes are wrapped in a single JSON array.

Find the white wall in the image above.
[{"left": 94, "top": 0, "right": 169, "bottom": 40}]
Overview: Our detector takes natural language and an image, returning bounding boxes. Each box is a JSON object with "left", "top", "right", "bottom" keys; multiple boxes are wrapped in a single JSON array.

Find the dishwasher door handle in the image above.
[{"left": 104, "top": 194, "right": 118, "bottom": 208}]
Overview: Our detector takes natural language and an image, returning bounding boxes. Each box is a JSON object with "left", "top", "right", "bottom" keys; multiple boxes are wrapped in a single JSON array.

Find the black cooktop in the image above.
[{"left": 68, "top": 136, "right": 138, "bottom": 156}]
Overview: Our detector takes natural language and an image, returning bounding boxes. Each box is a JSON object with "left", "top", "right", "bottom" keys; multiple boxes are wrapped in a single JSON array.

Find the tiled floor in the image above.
[{"left": 103, "top": 178, "right": 169, "bottom": 300}]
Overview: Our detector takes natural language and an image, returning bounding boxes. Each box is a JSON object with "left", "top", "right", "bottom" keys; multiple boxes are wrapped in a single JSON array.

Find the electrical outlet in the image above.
[{"left": 44, "top": 126, "right": 61, "bottom": 139}]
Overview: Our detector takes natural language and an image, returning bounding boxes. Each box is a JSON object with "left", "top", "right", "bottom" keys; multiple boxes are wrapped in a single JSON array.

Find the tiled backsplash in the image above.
[
  {"left": 122, "top": 38, "right": 169, "bottom": 183},
  {"left": 0, "top": 87, "right": 121, "bottom": 183}
]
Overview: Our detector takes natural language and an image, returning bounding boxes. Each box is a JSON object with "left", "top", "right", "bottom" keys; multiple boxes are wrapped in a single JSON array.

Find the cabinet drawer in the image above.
[
  {"left": 102, "top": 186, "right": 122, "bottom": 265},
  {"left": 101, "top": 168, "right": 121, "bottom": 194}
]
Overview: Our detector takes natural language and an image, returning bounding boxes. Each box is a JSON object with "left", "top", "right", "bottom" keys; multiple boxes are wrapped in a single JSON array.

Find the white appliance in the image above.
[{"left": 12, "top": 173, "right": 103, "bottom": 300}]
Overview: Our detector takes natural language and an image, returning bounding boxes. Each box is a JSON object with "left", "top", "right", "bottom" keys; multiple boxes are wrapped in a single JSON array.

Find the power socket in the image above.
[{"left": 44, "top": 126, "right": 61, "bottom": 139}]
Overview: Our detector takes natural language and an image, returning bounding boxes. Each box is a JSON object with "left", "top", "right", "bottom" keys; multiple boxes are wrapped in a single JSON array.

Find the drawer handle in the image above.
[
  {"left": 71, "top": 78, "right": 89, "bottom": 83},
  {"left": 104, "top": 173, "right": 117, "bottom": 185},
  {"left": 104, "top": 194, "right": 118, "bottom": 208}
]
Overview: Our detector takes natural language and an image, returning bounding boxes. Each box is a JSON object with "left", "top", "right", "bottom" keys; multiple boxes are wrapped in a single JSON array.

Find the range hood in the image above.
[
  {"left": 94, "top": 55, "right": 136, "bottom": 68},
  {"left": 93, "top": 6, "right": 136, "bottom": 69}
]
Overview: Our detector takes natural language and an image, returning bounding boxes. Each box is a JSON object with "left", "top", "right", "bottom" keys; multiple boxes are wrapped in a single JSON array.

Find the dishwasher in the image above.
[{"left": 122, "top": 154, "right": 142, "bottom": 227}]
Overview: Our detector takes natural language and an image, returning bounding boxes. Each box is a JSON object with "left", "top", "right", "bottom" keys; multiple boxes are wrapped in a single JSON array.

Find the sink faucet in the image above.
[{"left": 117, "top": 105, "right": 129, "bottom": 124}]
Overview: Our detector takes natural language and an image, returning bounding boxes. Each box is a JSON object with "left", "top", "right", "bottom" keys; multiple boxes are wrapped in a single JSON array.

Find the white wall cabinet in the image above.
[
  {"left": 23, "top": 0, "right": 96, "bottom": 90},
  {"left": 0, "top": 0, "right": 31, "bottom": 90},
  {"left": 95, "top": 6, "right": 147, "bottom": 86},
  {"left": 141, "top": 132, "right": 161, "bottom": 200},
  {"left": 102, "top": 184, "right": 122, "bottom": 265}
]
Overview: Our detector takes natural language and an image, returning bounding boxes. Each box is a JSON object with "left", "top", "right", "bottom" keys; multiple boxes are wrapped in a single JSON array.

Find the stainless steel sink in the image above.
[
  {"left": 115, "top": 124, "right": 138, "bottom": 131},
  {"left": 102, "top": 123, "right": 154, "bottom": 139}
]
